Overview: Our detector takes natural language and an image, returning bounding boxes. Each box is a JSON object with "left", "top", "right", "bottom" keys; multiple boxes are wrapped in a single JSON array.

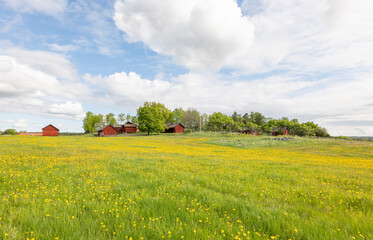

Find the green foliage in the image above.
[
  {"left": 105, "top": 113, "right": 116, "bottom": 126},
  {"left": 82, "top": 112, "right": 104, "bottom": 133},
  {"left": 181, "top": 108, "right": 200, "bottom": 130},
  {"left": 117, "top": 113, "right": 125, "bottom": 124},
  {"left": 137, "top": 102, "right": 168, "bottom": 134},
  {"left": 4, "top": 129, "right": 17, "bottom": 135},
  {"left": 207, "top": 112, "right": 234, "bottom": 131},
  {"left": 167, "top": 107, "right": 185, "bottom": 123},
  {"left": 131, "top": 115, "right": 138, "bottom": 123}
]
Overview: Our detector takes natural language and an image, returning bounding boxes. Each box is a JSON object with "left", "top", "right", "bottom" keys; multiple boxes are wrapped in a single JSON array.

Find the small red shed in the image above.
[
  {"left": 42, "top": 124, "right": 59, "bottom": 136},
  {"left": 164, "top": 123, "right": 184, "bottom": 133},
  {"left": 98, "top": 125, "right": 117, "bottom": 137}
]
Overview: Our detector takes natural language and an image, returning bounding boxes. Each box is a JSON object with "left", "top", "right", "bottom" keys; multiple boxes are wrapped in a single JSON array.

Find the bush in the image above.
[
  {"left": 315, "top": 127, "right": 331, "bottom": 138},
  {"left": 4, "top": 129, "right": 17, "bottom": 135},
  {"left": 184, "top": 129, "right": 193, "bottom": 134}
]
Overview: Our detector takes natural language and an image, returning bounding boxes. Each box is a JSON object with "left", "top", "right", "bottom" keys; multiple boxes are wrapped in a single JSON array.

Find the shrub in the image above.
[
  {"left": 184, "top": 129, "right": 193, "bottom": 134},
  {"left": 4, "top": 129, "right": 17, "bottom": 135}
]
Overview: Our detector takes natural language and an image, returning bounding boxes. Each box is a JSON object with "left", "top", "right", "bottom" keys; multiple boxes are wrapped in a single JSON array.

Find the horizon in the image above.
[{"left": 1, "top": 0, "right": 372, "bottom": 136}]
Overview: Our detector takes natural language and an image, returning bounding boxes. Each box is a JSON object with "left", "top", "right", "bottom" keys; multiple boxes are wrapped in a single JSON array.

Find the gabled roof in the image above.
[
  {"left": 166, "top": 123, "right": 184, "bottom": 128},
  {"left": 42, "top": 124, "right": 59, "bottom": 131},
  {"left": 113, "top": 124, "right": 123, "bottom": 128},
  {"left": 124, "top": 122, "right": 137, "bottom": 127},
  {"left": 97, "top": 125, "right": 116, "bottom": 132}
]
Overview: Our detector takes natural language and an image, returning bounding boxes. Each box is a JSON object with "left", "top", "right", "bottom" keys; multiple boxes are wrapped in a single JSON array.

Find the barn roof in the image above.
[
  {"left": 113, "top": 124, "right": 123, "bottom": 128},
  {"left": 97, "top": 125, "right": 116, "bottom": 132},
  {"left": 166, "top": 123, "right": 184, "bottom": 128},
  {"left": 42, "top": 124, "right": 59, "bottom": 131},
  {"left": 124, "top": 122, "right": 137, "bottom": 127}
]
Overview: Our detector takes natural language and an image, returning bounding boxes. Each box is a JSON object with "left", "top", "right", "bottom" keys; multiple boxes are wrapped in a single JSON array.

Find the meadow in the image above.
[{"left": 0, "top": 133, "right": 372, "bottom": 240}]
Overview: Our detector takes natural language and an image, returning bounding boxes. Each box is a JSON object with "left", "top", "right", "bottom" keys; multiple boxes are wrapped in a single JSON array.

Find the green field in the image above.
[{"left": 0, "top": 134, "right": 372, "bottom": 239}]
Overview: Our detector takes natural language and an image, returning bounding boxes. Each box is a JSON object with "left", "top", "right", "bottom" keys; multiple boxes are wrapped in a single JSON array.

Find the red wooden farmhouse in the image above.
[
  {"left": 164, "top": 123, "right": 184, "bottom": 133},
  {"left": 98, "top": 125, "right": 117, "bottom": 137},
  {"left": 42, "top": 124, "right": 59, "bottom": 136},
  {"left": 98, "top": 122, "right": 138, "bottom": 137}
]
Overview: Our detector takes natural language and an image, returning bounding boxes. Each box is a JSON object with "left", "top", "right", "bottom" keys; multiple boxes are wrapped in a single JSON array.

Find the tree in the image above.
[
  {"left": 4, "top": 129, "right": 17, "bottom": 135},
  {"left": 173, "top": 108, "right": 185, "bottom": 123},
  {"left": 207, "top": 112, "right": 233, "bottom": 131},
  {"left": 126, "top": 113, "right": 132, "bottom": 123},
  {"left": 181, "top": 108, "right": 200, "bottom": 130},
  {"left": 117, "top": 113, "right": 125, "bottom": 124},
  {"left": 83, "top": 112, "right": 104, "bottom": 133},
  {"left": 131, "top": 115, "right": 138, "bottom": 123},
  {"left": 105, "top": 113, "right": 116, "bottom": 125},
  {"left": 249, "top": 111, "right": 266, "bottom": 126},
  {"left": 137, "top": 102, "right": 167, "bottom": 134}
]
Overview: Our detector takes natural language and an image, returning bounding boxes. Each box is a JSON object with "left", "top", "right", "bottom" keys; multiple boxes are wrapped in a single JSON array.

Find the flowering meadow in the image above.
[{"left": 0, "top": 134, "right": 372, "bottom": 239}]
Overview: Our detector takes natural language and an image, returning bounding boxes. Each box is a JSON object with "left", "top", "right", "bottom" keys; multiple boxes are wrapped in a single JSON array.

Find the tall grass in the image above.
[{"left": 0, "top": 135, "right": 372, "bottom": 239}]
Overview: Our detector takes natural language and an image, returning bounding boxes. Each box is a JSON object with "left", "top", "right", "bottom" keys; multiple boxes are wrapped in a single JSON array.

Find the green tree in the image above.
[
  {"left": 137, "top": 102, "right": 167, "bottom": 134},
  {"left": 117, "top": 113, "right": 125, "bottom": 124},
  {"left": 181, "top": 108, "right": 200, "bottom": 130},
  {"left": 83, "top": 112, "right": 104, "bottom": 133},
  {"left": 4, "top": 129, "right": 17, "bottom": 135},
  {"left": 131, "top": 115, "right": 138, "bottom": 123},
  {"left": 207, "top": 112, "right": 234, "bottom": 131},
  {"left": 126, "top": 113, "right": 132, "bottom": 123},
  {"left": 249, "top": 111, "right": 266, "bottom": 126},
  {"left": 105, "top": 113, "right": 116, "bottom": 125}
]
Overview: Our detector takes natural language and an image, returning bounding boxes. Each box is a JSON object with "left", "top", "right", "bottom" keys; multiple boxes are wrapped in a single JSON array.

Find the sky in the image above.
[{"left": 0, "top": 0, "right": 372, "bottom": 136}]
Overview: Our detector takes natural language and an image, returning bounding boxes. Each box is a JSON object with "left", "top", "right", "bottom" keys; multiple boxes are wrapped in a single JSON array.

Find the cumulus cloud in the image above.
[
  {"left": 114, "top": 0, "right": 255, "bottom": 71},
  {"left": 3, "top": 48, "right": 78, "bottom": 81},
  {"left": 0, "top": 49, "right": 91, "bottom": 120},
  {"left": 114, "top": 0, "right": 373, "bottom": 74},
  {"left": 46, "top": 102, "right": 85, "bottom": 120},
  {"left": 1, "top": 0, "right": 67, "bottom": 16}
]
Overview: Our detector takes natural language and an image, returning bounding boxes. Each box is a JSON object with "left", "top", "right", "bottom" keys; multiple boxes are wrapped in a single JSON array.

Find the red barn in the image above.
[
  {"left": 113, "top": 124, "right": 124, "bottom": 134},
  {"left": 42, "top": 124, "right": 59, "bottom": 136},
  {"left": 164, "top": 123, "right": 184, "bottom": 133},
  {"left": 98, "top": 125, "right": 117, "bottom": 137},
  {"left": 123, "top": 122, "right": 138, "bottom": 133}
]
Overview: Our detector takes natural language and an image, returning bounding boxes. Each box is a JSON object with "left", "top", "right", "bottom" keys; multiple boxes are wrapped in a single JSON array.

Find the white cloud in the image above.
[
  {"left": 6, "top": 119, "right": 28, "bottom": 128},
  {"left": 1, "top": 0, "right": 67, "bottom": 16},
  {"left": 114, "top": 0, "right": 373, "bottom": 74},
  {"left": 46, "top": 43, "right": 79, "bottom": 53},
  {"left": 114, "top": 0, "right": 255, "bottom": 71},
  {"left": 46, "top": 102, "right": 85, "bottom": 120},
  {"left": 3, "top": 48, "right": 78, "bottom": 81},
  {"left": 0, "top": 49, "right": 91, "bottom": 120},
  {"left": 243, "top": 0, "right": 373, "bottom": 73}
]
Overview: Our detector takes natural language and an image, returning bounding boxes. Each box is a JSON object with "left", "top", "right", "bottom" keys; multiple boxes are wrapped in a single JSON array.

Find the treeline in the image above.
[{"left": 83, "top": 102, "right": 330, "bottom": 137}]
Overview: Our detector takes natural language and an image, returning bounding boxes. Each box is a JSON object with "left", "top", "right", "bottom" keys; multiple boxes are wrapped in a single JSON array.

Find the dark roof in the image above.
[
  {"left": 166, "top": 123, "right": 184, "bottom": 128},
  {"left": 97, "top": 125, "right": 116, "bottom": 132},
  {"left": 42, "top": 124, "right": 59, "bottom": 131},
  {"left": 124, "top": 122, "right": 137, "bottom": 127}
]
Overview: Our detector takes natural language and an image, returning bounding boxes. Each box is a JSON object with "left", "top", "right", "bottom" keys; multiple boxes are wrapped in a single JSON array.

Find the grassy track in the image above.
[{"left": 0, "top": 134, "right": 372, "bottom": 239}]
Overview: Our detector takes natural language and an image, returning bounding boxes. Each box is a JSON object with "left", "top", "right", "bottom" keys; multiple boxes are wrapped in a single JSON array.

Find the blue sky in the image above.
[{"left": 0, "top": 0, "right": 372, "bottom": 136}]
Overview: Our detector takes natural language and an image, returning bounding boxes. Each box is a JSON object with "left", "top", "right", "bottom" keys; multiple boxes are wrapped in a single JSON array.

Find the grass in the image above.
[{"left": 0, "top": 133, "right": 372, "bottom": 239}]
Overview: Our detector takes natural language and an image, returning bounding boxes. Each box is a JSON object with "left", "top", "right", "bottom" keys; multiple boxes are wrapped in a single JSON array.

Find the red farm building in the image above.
[
  {"left": 42, "top": 124, "right": 59, "bottom": 136},
  {"left": 113, "top": 124, "right": 124, "bottom": 134},
  {"left": 112, "top": 122, "right": 138, "bottom": 135},
  {"left": 123, "top": 122, "right": 138, "bottom": 133},
  {"left": 164, "top": 123, "right": 184, "bottom": 133},
  {"left": 98, "top": 125, "right": 117, "bottom": 137}
]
